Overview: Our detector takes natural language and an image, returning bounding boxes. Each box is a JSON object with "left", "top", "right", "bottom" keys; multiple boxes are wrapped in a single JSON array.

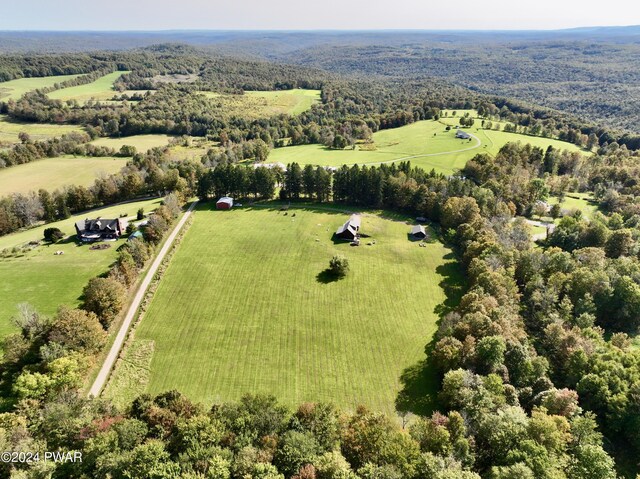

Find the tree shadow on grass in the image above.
[
  {"left": 434, "top": 253, "right": 466, "bottom": 318},
  {"left": 316, "top": 269, "right": 343, "bottom": 284},
  {"left": 395, "top": 251, "right": 466, "bottom": 418},
  {"left": 396, "top": 357, "right": 440, "bottom": 417}
]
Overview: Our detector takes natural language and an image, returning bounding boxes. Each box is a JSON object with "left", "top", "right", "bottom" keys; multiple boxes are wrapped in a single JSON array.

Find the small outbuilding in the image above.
[
  {"left": 335, "top": 214, "right": 361, "bottom": 241},
  {"left": 411, "top": 225, "right": 427, "bottom": 239},
  {"left": 456, "top": 130, "right": 471, "bottom": 140},
  {"left": 216, "top": 197, "right": 234, "bottom": 210},
  {"left": 128, "top": 230, "right": 143, "bottom": 242}
]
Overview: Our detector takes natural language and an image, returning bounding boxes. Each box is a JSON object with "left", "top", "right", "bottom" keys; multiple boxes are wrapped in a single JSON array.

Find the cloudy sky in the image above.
[{"left": 1, "top": 0, "right": 638, "bottom": 30}]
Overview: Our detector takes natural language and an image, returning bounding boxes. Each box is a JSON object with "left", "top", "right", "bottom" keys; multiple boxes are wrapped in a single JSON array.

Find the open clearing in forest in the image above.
[
  {"left": 47, "top": 71, "right": 130, "bottom": 103},
  {"left": 268, "top": 118, "right": 587, "bottom": 173},
  {"left": 106, "top": 205, "right": 461, "bottom": 413},
  {"left": 0, "top": 197, "right": 163, "bottom": 339},
  {"left": 201, "top": 89, "right": 321, "bottom": 118},
  {"left": 0, "top": 114, "right": 84, "bottom": 145},
  {"left": 548, "top": 193, "right": 599, "bottom": 218},
  {"left": 0, "top": 74, "right": 83, "bottom": 101},
  {"left": 0, "top": 155, "right": 128, "bottom": 195},
  {"left": 90, "top": 134, "right": 174, "bottom": 153}
]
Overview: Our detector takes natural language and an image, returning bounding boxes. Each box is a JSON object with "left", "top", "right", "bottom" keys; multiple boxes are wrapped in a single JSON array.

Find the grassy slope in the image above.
[
  {"left": 201, "top": 89, "right": 321, "bottom": 118},
  {"left": 245, "top": 89, "right": 321, "bottom": 115},
  {"left": 0, "top": 74, "right": 82, "bottom": 101},
  {"left": 0, "top": 198, "right": 163, "bottom": 338},
  {"left": 0, "top": 156, "right": 128, "bottom": 195},
  {"left": 90, "top": 135, "right": 174, "bottom": 153},
  {"left": 128, "top": 205, "right": 457, "bottom": 413},
  {"left": 47, "top": 71, "right": 129, "bottom": 102},
  {"left": 269, "top": 119, "right": 587, "bottom": 173},
  {"left": 548, "top": 193, "right": 599, "bottom": 218},
  {"left": 0, "top": 114, "right": 84, "bottom": 145},
  {"left": 478, "top": 129, "right": 584, "bottom": 156}
]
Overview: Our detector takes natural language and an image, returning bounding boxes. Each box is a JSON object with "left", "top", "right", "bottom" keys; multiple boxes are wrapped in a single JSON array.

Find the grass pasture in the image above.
[
  {"left": 268, "top": 119, "right": 588, "bottom": 173},
  {"left": 201, "top": 89, "right": 321, "bottom": 118},
  {"left": 549, "top": 193, "right": 599, "bottom": 218},
  {"left": 111, "top": 205, "right": 460, "bottom": 414},
  {"left": 0, "top": 74, "right": 83, "bottom": 101},
  {"left": 167, "top": 138, "right": 221, "bottom": 162},
  {"left": 47, "top": 71, "right": 130, "bottom": 103},
  {"left": 0, "top": 197, "right": 163, "bottom": 339},
  {"left": 478, "top": 128, "right": 584, "bottom": 157},
  {"left": 0, "top": 156, "right": 128, "bottom": 195},
  {"left": 90, "top": 134, "right": 174, "bottom": 154},
  {"left": 0, "top": 114, "right": 84, "bottom": 145}
]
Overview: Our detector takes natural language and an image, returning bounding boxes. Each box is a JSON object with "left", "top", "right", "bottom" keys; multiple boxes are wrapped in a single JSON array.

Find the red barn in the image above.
[{"left": 216, "top": 197, "right": 234, "bottom": 209}]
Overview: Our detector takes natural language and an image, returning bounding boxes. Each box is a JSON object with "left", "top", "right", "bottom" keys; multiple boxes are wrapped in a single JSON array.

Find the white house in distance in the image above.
[{"left": 216, "top": 197, "right": 234, "bottom": 210}]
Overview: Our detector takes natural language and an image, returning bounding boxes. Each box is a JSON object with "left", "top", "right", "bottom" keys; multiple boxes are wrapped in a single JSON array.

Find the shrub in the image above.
[
  {"left": 329, "top": 255, "right": 349, "bottom": 278},
  {"left": 43, "top": 227, "right": 64, "bottom": 242}
]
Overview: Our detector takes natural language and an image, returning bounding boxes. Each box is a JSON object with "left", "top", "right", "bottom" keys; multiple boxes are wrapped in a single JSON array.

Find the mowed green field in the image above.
[
  {"left": 549, "top": 193, "right": 599, "bottom": 218},
  {"left": 0, "top": 198, "right": 163, "bottom": 339},
  {"left": 124, "top": 206, "right": 457, "bottom": 413},
  {"left": 90, "top": 134, "right": 174, "bottom": 153},
  {"left": 0, "top": 114, "right": 84, "bottom": 145},
  {"left": 0, "top": 156, "right": 128, "bottom": 195},
  {"left": 477, "top": 128, "right": 585, "bottom": 157},
  {"left": 0, "top": 74, "right": 83, "bottom": 101},
  {"left": 201, "top": 89, "right": 321, "bottom": 118},
  {"left": 268, "top": 119, "right": 587, "bottom": 173},
  {"left": 244, "top": 89, "right": 321, "bottom": 115},
  {"left": 48, "top": 71, "right": 130, "bottom": 103}
]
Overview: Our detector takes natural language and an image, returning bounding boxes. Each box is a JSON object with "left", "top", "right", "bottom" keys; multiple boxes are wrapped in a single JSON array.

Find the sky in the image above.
[{"left": 1, "top": 0, "right": 639, "bottom": 31}]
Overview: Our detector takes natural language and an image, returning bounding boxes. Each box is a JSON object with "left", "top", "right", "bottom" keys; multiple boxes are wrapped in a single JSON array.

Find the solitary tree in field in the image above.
[{"left": 329, "top": 255, "right": 349, "bottom": 278}]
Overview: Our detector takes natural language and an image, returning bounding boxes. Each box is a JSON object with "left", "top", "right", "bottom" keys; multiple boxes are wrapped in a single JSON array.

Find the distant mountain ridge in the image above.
[{"left": 0, "top": 26, "right": 639, "bottom": 53}]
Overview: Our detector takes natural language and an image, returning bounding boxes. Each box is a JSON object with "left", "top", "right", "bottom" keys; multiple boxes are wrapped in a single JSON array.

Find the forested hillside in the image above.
[{"left": 2, "top": 29, "right": 640, "bottom": 131}]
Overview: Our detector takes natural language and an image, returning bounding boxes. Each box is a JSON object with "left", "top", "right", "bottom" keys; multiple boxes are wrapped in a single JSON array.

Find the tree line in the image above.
[{"left": 0, "top": 148, "right": 202, "bottom": 237}]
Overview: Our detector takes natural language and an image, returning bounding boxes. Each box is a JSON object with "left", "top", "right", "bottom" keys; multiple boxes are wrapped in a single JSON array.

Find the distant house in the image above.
[
  {"left": 75, "top": 218, "right": 125, "bottom": 242},
  {"left": 216, "top": 197, "right": 234, "bottom": 209},
  {"left": 335, "top": 214, "right": 361, "bottom": 240},
  {"left": 456, "top": 130, "right": 472, "bottom": 140},
  {"left": 411, "top": 225, "right": 427, "bottom": 239}
]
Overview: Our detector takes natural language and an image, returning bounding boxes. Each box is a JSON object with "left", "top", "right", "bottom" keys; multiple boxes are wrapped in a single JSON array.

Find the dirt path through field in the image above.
[{"left": 88, "top": 200, "right": 198, "bottom": 397}]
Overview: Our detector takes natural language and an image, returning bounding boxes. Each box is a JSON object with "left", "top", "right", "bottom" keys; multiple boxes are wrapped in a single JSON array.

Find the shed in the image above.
[
  {"left": 128, "top": 230, "right": 143, "bottom": 242},
  {"left": 335, "top": 214, "right": 361, "bottom": 240},
  {"left": 456, "top": 130, "right": 471, "bottom": 140},
  {"left": 411, "top": 225, "right": 427, "bottom": 239},
  {"left": 216, "top": 197, "right": 234, "bottom": 209}
]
